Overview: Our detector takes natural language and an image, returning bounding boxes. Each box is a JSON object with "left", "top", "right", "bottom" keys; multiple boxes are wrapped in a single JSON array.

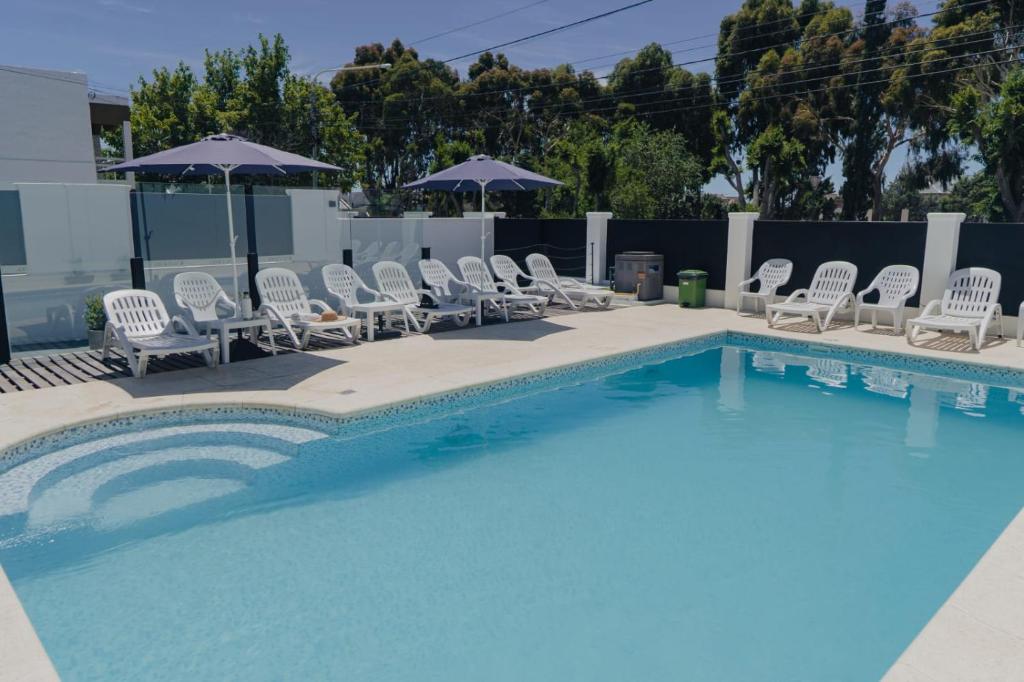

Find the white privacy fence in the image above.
[{"left": 0, "top": 183, "right": 497, "bottom": 353}]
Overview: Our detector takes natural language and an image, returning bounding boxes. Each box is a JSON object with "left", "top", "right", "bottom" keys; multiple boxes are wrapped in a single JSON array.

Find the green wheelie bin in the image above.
[{"left": 677, "top": 270, "right": 708, "bottom": 308}]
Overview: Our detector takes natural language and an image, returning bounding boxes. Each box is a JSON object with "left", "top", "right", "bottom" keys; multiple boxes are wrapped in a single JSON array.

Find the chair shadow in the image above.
[
  {"left": 425, "top": 315, "right": 574, "bottom": 342},
  {"left": 768, "top": 319, "right": 855, "bottom": 335},
  {"left": 110, "top": 350, "right": 348, "bottom": 399},
  {"left": 906, "top": 331, "right": 1008, "bottom": 354}
]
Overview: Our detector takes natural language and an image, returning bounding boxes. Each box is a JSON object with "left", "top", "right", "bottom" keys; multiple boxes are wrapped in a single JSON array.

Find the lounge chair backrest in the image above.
[
  {"left": 869, "top": 265, "right": 919, "bottom": 306},
  {"left": 255, "top": 268, "right": 311, "bottom": 318},
  {"left": 418, "top": 259, "right": 460, "bottom": 298},
  {"left": 807, "top": 261, "right": 858, "bottom": 305},
  {"left": 322, "top": 263, "right": 372, "bottom": 312},
  {"left": 525, "top": 253, "right": 559, "bottom": 281},
  {"left": 755, "top": 259, "right": 793, "bottom": 291},
  {"left": 458, "top": 256, "right": 499, "bottom": 294},
  {"left": 104, "top": 290, "right": 170, "bottom": 339},
  {"left": 373, "top": 261, "right": 420, "bottom": 305},
  {"left": 491, "top": 254, "right": 529, "bottom": 284},
  {"left": 942, "top": 267, "right": 1001, "bottom": 318},
  {"left": 173, "top": 271, "right": 235, "bottom": 323}
]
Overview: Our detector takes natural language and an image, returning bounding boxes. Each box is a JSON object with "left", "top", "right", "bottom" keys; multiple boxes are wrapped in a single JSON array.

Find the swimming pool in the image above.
[{"left": 2, "top": 335, "right": 1024, "bottom": 681}]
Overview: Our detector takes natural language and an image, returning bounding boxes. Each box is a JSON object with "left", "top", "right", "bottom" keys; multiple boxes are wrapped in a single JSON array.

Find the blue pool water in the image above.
[{"left": 2, "top": 341, "right": 1024, "bottom": 681}]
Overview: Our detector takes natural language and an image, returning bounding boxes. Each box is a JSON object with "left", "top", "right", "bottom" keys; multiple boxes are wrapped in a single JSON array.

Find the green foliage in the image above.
[
  {"left": 880, "top": 166, "right": 941, "bottom": 221},
  {"left": 608, "top": 124, "right": 706, "bottom": 220},
  {"left": 83, "top": 296, "right": 106, "bottom": 332},
  {"left": 941, "top": 172, "right": 1008, "bottom": 222}
]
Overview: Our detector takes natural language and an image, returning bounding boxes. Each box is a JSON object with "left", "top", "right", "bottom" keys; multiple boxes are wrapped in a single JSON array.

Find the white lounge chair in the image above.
[
  {"left": 854, "top": 265, "right": 920, "bottom": 332},
  {"left": 766, "top": 261, "right": 858, "bottom": 332},
  {"left": 372, "top": 260, "right": 474, "bottom": 333},
  {"left": 737, "top": 258, "right": 792, "bottom": 316},
  {"left": 420, "top": 258, "right": 507, "bottom": 326},
  {"left": 458, "top": 256, "right": 547, "bottom": 318},
  {"left": 102, "top": 289, "right": 218, "bottom": 378},
  {"left": 173, "top": 271, "right": 276, "bottom": 364},
  {"left": 255, "top": 268, "right": 361, "bottom": 349},
  {"left": 1018, "top": 301, "right": 1024, "bottom": 347},
  {"left": 907, "top": 267, "right": 1003, "bottom": 351},
  {"left": 524, "top": 253, "right": 614, "bottom": 310},
  {"left": 321, "top": 263, "right": 406, "bottom": 342},
  {"left": 490, "top": 254, "right": 548, "bottom": 298}
]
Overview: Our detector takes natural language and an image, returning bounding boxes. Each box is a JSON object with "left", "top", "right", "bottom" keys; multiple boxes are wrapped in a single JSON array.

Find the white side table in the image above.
[
  {"left": 205, "top": 316, "right": 276, "bottom": 364},
  {"left": 350, "top": 302, "right": 407, "bottom": 341}
]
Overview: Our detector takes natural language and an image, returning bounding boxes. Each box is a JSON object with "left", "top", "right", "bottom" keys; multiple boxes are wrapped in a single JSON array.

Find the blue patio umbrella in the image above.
[
  {"left": 403, "top": 155, "right": 562, "bottom": 261},
  {"left": 107, "top": 134, "right": 341, "bottom": 304}
]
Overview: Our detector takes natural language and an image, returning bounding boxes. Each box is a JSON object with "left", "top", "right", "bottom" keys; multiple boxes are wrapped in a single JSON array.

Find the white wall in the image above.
[
  {"left": 424, "top": 216, "right": 495, "bottom": 274},
  {"left": 0, "top": 66, "right": 97, "bottom": 185}
]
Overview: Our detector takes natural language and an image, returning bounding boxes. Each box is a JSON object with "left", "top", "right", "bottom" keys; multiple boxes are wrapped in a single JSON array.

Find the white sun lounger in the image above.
[
  {"left": 321, "top": 263, "right": 409, "bottom": 341},
  {"left": 372, "top": 260, "right": 473, "bottom": 333},
  {"left": 907, "top": 267, "right": 1003, "bottom": 351},
  {"left": 419, "top": 258, "right": 504, "bottom": 326},
  {"left": 854, "top": 265, "right": 920, "bottom": 332},
  {"left": 524, "top": 253, "right": 613, "bottom": 310},
  {"left": 737, "top": 258, "right": 792, "bottom": 316},
  {"left": 490, "top": 254, "right": 548, "bottom": 298},
  {"left": 255, "top": 268, "right": 361, "bottom": 349},
  {"left": 458, "top": 256, "right": 547, "bottom": 318},
  {"left": 102, "top": 289, "right": 218, "bottom": 378},
  {"left": 766, "top": 261, "right": 858, "bottom": 332}
]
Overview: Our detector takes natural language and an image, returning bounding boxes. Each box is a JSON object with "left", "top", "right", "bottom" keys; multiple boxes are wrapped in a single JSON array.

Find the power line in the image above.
[
  {"left": 410, "top": 0, "right": 553, "bottom": 46},
  {"left": 441, "top": 0, "right": 657, "bottom": 63}
]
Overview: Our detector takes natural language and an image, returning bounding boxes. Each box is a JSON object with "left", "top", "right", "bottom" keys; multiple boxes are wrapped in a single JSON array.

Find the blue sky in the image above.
[{"left": 3, "top": 0, "right": 936, "bottom": 193}]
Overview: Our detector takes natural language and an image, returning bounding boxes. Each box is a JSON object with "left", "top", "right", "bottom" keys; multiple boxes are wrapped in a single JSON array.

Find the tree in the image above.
[
  {"left": 608, "top": 122, "right": 706, "bottom": 219},
  {"left": 120, "top": 34, "right": 363, "bottom": 189}
]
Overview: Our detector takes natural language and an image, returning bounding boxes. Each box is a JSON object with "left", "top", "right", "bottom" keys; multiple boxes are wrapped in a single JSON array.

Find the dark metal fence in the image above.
[
  {"left": 607, "top": 219, "right": 728, "bottom": 287},
  {"left": 493, "top": 218, "right": 587, "bottom": 276},
  {"left": 956, "top": 222, "right": 1024, "bottom": 310},
  {"left": 751, "top": 220, "right": 928, "bottom": 305}
]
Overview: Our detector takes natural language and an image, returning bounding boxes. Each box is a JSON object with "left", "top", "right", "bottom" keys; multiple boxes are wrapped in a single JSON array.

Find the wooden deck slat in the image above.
[
  {"left": 5, "top": 362, "right": 53, "bottom": 389},
  {"left": 23, "top": 356, "right": 75, "bottom": 386},
  {"left": 46, "top": 353, "right": 94, "bottom": 382}
]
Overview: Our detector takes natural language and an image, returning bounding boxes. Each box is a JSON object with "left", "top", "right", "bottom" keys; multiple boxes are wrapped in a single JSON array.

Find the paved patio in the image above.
[{"left": 2, "top": 303, "right": 1023, "bottom": 681}]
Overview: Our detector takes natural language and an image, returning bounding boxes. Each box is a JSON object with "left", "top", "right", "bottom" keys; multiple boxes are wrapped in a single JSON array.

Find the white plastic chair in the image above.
[
  {"left": 737, "top": 259, "right": 792, "bottom": 315},
  {"left": 458, "top": 256, "right": 547, "bottom": 318},
  {"left": 1018, "top": 301, "right": 1024, "bottom": 347},
  {"left": 420, "top": 258, "right": 510, "bottom": 325},
  {"left": 766, "top": 261, "right": 858, "bottom": 332},
  {"left": 524, "top": 253, "right": 613, "bottom": 310},
  {"left": 173, "top": 272, "right": 238, "bottom": 326},
  {"left": 255, "top": 268, "right": 361, "bottom": 349},
  {"left": 372, "top": 261, "right": 473, "bottom": 333},
  {"left": 907, "top": 267, "right": 1003, "bottom": 351},
  {"left": 854, "top": 265, "right": 920, "bottom": 332},
  {"left": 321, "top": 263, "right": 380, "bottom": 316},
  {"left": 102, "top": 289, "right": 218, "bottom": 378},
  {"left": 490, "top": 255, "right": 548, "bottom": 297}
]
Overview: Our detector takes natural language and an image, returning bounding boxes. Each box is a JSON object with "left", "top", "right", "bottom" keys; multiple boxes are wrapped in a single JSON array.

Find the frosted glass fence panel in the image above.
[
  {"left": 348, "top": 218, "right": 424, "bottom": 286},
  {"left": 134, "top": 191, "right": 293, "bottom": 260},
  {"left": 0, "top": 190, "right": 26, "bottom": 266},
  {"left": 4, "top": 184, "right": 132, "bottom": 350}
]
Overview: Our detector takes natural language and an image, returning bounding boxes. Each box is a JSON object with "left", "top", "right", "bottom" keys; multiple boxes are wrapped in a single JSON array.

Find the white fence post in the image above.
[
  {"left": 586, "top": 211, "right": 612, "bottom": 284},
  {"left": 921, "top": 212, "right": 965, "bottom": 306},
  {"left": 724, "top": 212, "right": 759, "bottom": 310}
]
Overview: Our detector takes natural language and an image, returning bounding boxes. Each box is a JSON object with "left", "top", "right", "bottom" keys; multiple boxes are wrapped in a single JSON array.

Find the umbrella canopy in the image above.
[
  {"left": 106, "top": 134, "right": 341, "bottom": 304},
  {"left": 105, "top": 133, "right": 341, "bottom": 176},
  {"left": 403, "top": 155, "right": 562, "bottom": 261},
  {"left": 403, "top": 154, "right": 561, "bottom": 192}
]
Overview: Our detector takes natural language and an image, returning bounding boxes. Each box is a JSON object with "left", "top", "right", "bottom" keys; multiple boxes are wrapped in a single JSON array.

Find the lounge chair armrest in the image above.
[
  {"left": 170, "top": 315, "right": 201, "bottom": 337},
  {"left": 258, "top": 303, "right": 290, "bottom": 328},
  {"left": 415, "top": 289, "right": 441, "bottom": 305},
  {"left": 919, "top": 299, "right": 942, "bottom": 317},
  {"left": 855, "top": 285, "right": 878, "bottom": 305},
  {"left": 308, "top": 299, "right": 333, "bottom": 314},
  {"left": 738, "top": 276, "right": 758, "bottom": 292},
  {"left": 783, "top": 289, "right": 809, "bottom": 303},
  {"left": 357, "top": 284, "right": 383, "bottom": 301},
  {"left": 496, "top": 281, "right": 524, "bottom": 295}
]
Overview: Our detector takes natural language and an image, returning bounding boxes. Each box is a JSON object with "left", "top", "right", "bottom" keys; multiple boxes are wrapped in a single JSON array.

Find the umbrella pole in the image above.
[
  {"left": 222, "top": 166, "right": 242, "bottom": 305},
  {"left": 479, "top": 179, "right": 488, "bottom": 263}
]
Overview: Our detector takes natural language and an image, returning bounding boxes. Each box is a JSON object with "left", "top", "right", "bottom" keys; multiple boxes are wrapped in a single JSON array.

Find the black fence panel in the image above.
[
  {"left": 0, "top": 190, "right": 26, "bottom": 267},
  {"left": 606, "top": 219, "right": 728, "bottom": 287},
  {"left": 494, "top": 218, "right": 587, "bottom": 276},
  {"left": 751, "top": 220, "right": 927, "bottom": 305},
  {"left": 956, "top": 222, "right": 1024, "bottom": 310}
]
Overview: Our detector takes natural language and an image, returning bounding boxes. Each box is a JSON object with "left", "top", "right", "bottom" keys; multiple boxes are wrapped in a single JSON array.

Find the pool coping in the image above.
[{"left": 1, "top": 305, "right": 1023, "bottom": 680}]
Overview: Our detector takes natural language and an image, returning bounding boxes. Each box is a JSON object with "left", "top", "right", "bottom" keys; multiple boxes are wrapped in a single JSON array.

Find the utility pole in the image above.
[{"left": 309, "top": 63, "right": 391, "bottom": 188}]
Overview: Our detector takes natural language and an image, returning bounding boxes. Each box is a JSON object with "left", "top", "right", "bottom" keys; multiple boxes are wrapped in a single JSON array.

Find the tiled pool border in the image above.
[{"left": 6, "top": 328, "right": 1024, "bottom": 473}]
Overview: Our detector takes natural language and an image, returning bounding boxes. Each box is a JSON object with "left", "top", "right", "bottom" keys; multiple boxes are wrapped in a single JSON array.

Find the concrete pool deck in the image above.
[{"left": 2, "top": 303, "right": 1023, "bottom": 680}]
